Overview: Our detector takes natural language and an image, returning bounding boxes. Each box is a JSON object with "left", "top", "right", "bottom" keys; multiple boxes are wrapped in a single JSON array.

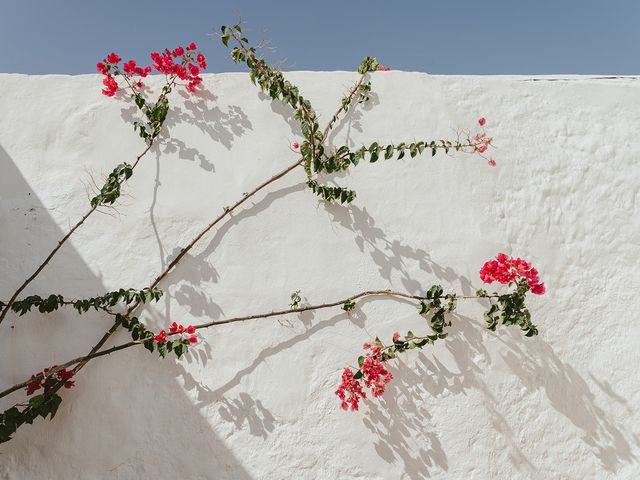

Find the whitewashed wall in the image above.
[{"left": 1, "top": 72, "right": 639, "bottom": 479}]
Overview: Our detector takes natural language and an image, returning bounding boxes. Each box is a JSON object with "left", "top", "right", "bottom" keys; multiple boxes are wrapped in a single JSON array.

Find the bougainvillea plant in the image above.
[
  {"left": 0, "top": 23, "right": 543, "bottom": 443},
  {"left": 336, "top": 253, "right": 545, "bottom": 411}
]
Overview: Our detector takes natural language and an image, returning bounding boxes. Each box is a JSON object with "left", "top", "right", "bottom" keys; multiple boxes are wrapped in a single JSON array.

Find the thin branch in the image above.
[
  {"left": 0, "top": 289, "right": 495, "bottom": 400},
  {"left": 321, "top": 74, "right": 368, "bottom": 141},
  {"left": 0, "top": 142, "right": 155, "bottom": 326},
  {"left": 69, "top": 157, "right": 305, "bottom": 379}
]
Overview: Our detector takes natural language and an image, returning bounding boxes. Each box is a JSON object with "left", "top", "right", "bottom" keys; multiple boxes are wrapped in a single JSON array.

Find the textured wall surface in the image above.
[{"left": 1, "top": 72, "right": 639, "bottom": 479}]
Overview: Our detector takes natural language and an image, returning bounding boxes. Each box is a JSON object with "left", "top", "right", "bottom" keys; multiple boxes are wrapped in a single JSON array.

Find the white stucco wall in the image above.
[{"left": 0, "top": 72, "right": 639, "bottom": 479}]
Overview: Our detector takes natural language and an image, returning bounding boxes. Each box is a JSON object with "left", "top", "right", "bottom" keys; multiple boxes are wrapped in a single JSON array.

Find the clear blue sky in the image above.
[{"left": 1, "top": 0, "right": 638, "bottom": 75}]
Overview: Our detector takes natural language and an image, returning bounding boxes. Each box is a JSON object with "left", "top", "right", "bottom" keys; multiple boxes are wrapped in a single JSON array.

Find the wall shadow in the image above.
[
  {"left": 362, "top": 313, "right": 636, "bottom": 477},
  {"left": 0, "top": 145, "right": 254, "bottom": 479},
  {"left": 119, "top": 87, "right": 252, "bottom": 174}
]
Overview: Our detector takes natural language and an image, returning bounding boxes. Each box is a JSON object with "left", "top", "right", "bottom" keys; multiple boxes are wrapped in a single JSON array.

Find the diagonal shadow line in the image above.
[{"left": 0, "top": 144, "right": 255, "bottom": 479}]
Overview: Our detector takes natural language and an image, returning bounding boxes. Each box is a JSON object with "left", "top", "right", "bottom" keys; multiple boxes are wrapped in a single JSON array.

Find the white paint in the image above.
[{"left": 1, "top": 72, "right": 639, "bottom": 479}]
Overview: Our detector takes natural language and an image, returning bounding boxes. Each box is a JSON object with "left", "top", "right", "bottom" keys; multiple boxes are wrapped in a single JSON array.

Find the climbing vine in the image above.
[{"left": 0, "top": 23, "right": 543, "bottom": 444}]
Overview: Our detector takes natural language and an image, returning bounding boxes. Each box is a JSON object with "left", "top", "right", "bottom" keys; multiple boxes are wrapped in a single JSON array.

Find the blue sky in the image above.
[{"left": 1, "top": 0, "right": 638, "bottom": 75}]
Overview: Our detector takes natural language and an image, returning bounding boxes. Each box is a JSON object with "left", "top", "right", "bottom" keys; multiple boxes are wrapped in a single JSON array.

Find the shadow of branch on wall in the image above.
[
  {"left": 119, "top": 87, "right": 252, "bottom": 173},
  {"left": 361, "top": 314, "right": 636, "bottom": 477},
  {"left": 325, "top": 89, "right": 379, "bottom": 148},
  {"left": 0, "top": 145, "right": 255, "bottom": 479},
  {"left": 323, "top": 202, "right": 475, "bottom": 296},
  {"left": 499, "top": 330, "right": 637, "bottom": 472}
]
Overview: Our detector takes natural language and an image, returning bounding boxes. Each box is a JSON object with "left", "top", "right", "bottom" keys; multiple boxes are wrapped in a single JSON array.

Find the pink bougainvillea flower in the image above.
[
  {"left": 25, "top": 366, "right": 76, "bottom": 395},
  {"left": 197, "top": 53, "right": 207, "bottom": 69},
  {"left": 99, "top": 43, "right": 206, "bottom": 97},
  {"left": 188, "top": 335, "right": 198, "bottom": 344},
  {"left": 530, "top": 283, "right": 546, "bottom": 295},
  {"left": 106, "top": 53, "right": 121, "bottom": 64},
  {"left": 478, "top": 117, "right": 486, "bottom": 126},
  {"left": 292, "top": 142, "right": 299, "bottom": 149},
  {"left": 476, "top": 145, "right": 488, "bottom": 153},
  {"left": 123, "top": 60, "right": 137, "bottom": 75},
  {"left": 488, "top": 159, "right": 496, "bottom": 167},
  {"left": 25, "top": 377, "right": 42, "bottom": 396},
  {"left": 186, "top": 325, "right": 196, "bottom": 334},
  {"left": 392, "top": 332, "right": 400, "bottom": 342},
  {"left": 361, "top": 351, "right": 393, "bottom": 397},
  {"left": 480, "top": 253, "right": 545, "bottom": 295},
  {"left": 376, "top": 65, "right": 391, "bottom": 71},
  {"left": 153, "top": 330, "right": 168, "bottom": 343},
  {"left": 101, "top": 75, "right": 118, "bottom": 97},
  {"left": 335, "top": 368, "right": 366, "bottom": 411}
]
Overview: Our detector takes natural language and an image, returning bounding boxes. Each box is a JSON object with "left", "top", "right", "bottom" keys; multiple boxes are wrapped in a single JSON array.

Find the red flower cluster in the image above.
[
  {"left": 360, "top": 343, "right": 393, "bottom": 396},
  {"left": 97, "top": 42, "right": 207, "bottom": 97},
  {"left": 25, "top": 366, "right": 75, "bottom": 396},
  {"left": 335, "top": 341, "right": 394, "bottom": 411},
  {"left": 150, "top": 43, "right": 206, "bottom": 93},
  {"left": 153, "top": 330, "right": 168, "bottom": 343},
  {"left": 335, "top": 368, "right": 366, "bottom": 411},
  {"left": 154, "top": 322, "right": 198, "bottom": 344},
  {"left": 480, "top": 253, "right": 546, "bottom": 295},
  {"left": 376, "top": 65, "right": 392, "bottom": 71}
]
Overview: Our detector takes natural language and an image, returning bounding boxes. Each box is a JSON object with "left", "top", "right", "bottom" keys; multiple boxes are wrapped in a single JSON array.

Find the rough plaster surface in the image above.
[{"left": 0, "top": 72, "right": 639, "bottom": 479}]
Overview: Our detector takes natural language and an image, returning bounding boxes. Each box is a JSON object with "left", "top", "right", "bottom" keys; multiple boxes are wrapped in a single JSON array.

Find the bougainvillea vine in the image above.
[{"left": 336, "top": 254, "right": 545, "bottom": 411}]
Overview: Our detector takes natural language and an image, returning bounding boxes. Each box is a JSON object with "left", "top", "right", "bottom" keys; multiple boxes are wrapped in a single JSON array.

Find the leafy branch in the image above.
[
  {"left": 0, "top": 287, "right": 510, "bottom": 405},
  {"left": 0, "top": 65, "right": 181, "bottom": 326},
  {"left": 1, "top": 287, "right": 163, "bottom": 317}
]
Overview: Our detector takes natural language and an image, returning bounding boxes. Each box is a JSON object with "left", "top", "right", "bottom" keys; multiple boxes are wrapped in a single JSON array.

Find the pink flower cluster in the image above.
[
  {"left": 480, "top": 253, "right": 546, "bottom": 295},
  {"left": 96, "top": 42, "right": 207, "bottom": 97},
  {"left": 335, "top": 342, "right": 393, "bottom": 411},
  {"left": 335, "top": 368, "right": 366, "bottom": 411},
  {"left": 150, "top": 42, "right": 206, "bottom": 93},
  {"left": 153, "top": 322, "right": 198, "bottom": 344},
  {"left": 376, "top": 65, "right": 391, "bottom": 71},
  {"left": 470, "top": 117, "right": 495, "bottom": 166},
  {"left": 361, "top": 343, "right": 394, "bottom": 396},
  {"left": 25, "top": 366, "right": 75, "bottom": 396}
]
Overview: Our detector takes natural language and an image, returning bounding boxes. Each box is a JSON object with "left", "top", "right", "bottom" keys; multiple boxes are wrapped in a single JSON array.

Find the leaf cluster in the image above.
[
  {"left": 220, "top": 29, "right": 471, "bottom": 206},
  {"left": 418, "top": 284, "right": 456, "bottom": 335},
  {"left": 90, "top": 162, "right": 133, "bottom": 207},
  {"left": 0, "top": 394, "right": 63, "bottom": 443},
  {"left": 481, "top": 279, "right": 539, "bottom": 336},
  {"left": 3, "top": 288, "right": 163, "bottom": 317},
  {"left": 132, "top": 92, "right": 170, "bottom": 142}
]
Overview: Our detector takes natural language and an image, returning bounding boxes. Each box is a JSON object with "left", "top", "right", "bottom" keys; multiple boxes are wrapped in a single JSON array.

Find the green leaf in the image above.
[{"left": 384, "top": 145, "right": 394, "bottom": 159}]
